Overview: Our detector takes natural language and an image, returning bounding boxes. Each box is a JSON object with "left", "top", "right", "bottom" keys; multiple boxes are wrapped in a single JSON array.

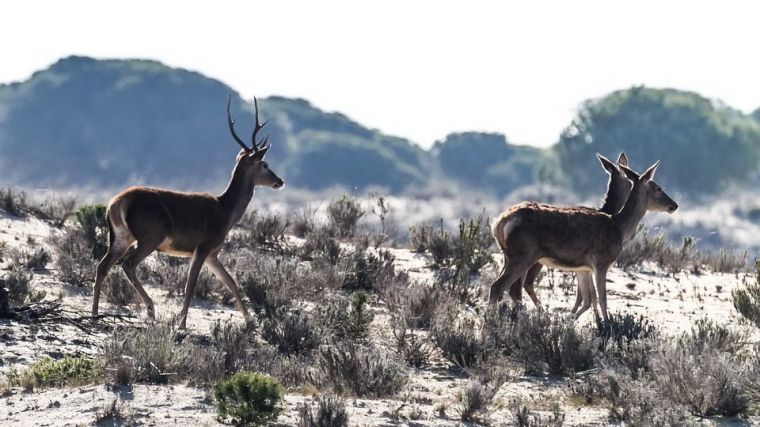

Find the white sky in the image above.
[{"left": 2, "top": 1, "right": 759, "bottom": 148}]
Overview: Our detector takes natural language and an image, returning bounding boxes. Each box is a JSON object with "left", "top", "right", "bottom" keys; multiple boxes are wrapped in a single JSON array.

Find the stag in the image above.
[
  {"left": 92, "top": 95, "right": 284, "bottom": 329},
  {"left": 489, "top": 159, "right": 677, "bottom": 322},
  {"left": 505, "top": 153, "right": 632, "bottom": 318}
]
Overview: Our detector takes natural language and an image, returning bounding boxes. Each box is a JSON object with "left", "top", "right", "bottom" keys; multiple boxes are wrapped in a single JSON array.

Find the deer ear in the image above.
[
  {"left": 619, "top": 164, "right": 639, "bottom": 182},
  {"left": 640, "top": 160, "right": 660, "bottom": 183},
  {"left": 597, "top": 153, "right": 618, "bottom": 175},
  {"left": 251, "top": 146, "right": 270, "bottom": 160},
  {"left": 617, "top": 152, "right": 629, "bottom": 167}
]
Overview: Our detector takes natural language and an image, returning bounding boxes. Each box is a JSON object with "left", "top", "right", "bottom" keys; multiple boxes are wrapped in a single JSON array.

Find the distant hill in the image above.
[
  {"left": 1, "top": 57, "right": 759, "bottom": 198},
  {"left": 0, "top": 56, "right": 432, "bottom": 193}
]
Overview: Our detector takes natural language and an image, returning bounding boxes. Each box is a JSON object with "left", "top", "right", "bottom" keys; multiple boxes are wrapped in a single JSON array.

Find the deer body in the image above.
[
  {"left": 489, "top": 160, "right": 677, "bottom": 321},
  {"left": 505, "top": 154, "right": 632, "bottom": 318},
  {"left": 92, "top": 97, "right": 283, "bottom": 329}
]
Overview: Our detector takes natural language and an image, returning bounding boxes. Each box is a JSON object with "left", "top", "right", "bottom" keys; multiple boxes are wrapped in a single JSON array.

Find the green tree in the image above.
[{"left": 554, "top": 87, "right": 760, "bottom": 197}]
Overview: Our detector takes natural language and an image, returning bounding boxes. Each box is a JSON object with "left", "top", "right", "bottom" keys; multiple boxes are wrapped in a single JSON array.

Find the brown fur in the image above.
[
  {"left": 489, "top": 160, "right": 678, "bottom": 322},
  {"left": 92, "top": 99, "right": 283, "bottom": 329}
]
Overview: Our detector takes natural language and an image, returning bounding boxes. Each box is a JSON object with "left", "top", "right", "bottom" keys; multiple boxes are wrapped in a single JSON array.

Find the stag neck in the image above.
[
  {"left": 218, "top": 161, "right": 256, "bottom": 228},
  {"left": 612, "top": 184, "right": 648, "bottom": 241}
]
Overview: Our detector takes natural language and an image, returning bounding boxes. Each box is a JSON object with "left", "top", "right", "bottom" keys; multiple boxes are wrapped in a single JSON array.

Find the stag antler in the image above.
[{"left": 227, "top": 95, "right": 251, "bottom": 152}]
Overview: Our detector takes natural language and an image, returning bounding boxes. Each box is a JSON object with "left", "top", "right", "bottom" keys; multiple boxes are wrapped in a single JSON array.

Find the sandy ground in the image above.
[{"left": 1, "top": 212, "right": 758, "bottom": 426}]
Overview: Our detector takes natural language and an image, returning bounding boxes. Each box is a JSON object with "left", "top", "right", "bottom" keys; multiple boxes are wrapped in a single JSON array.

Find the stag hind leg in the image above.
[
  {"left": 178, "top": 246, "right": 213, "bottom": 330},
  {"left": 121, "top": 236, "right": 164, "bottom": 319},
  {"left": 92, "top": 223, "right": 134, "bottom": 316}
]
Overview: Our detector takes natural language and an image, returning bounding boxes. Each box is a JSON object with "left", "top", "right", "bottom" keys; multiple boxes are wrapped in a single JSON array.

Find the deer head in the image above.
[
  {"left": 620, "top": 161, "right": 678, "bottom": 213},
  {"left": 226, "top": 95, "right": 284, "bottom": 189},
  {"left": 597, "top": 152, "right": 633, "bottom": 214}
]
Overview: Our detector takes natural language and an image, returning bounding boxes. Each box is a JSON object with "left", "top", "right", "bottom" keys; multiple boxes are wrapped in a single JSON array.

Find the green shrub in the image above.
[
  {"left": 9, "top": 356, "right": 102, "bottom": 390},
  {"left": 212, "top": 372, "right": 284, "bottom": 426},
  {"left": 732, "top": 260, "right": 760, "bottom": 329},
  {"left": 75, "top": 204, "right": 108, "bottom": 260}
]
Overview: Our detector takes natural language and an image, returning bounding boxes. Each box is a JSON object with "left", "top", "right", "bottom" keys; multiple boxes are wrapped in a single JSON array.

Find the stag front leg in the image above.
[
  {"left": 178, "top": 247, "right": 211, "bottom": 330},
  {"left": 205, "top": 255, "right": 250, "bottom": 321}
]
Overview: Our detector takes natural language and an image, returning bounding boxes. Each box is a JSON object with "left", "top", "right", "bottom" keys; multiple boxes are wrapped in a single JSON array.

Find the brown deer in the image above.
[
  {"left": 92, "top": 96, "right": 284, "bottom": 329},
  {"left": 489, "top": 159, "right": 677, "bottom": 322},
  {"left": 506, "top": 153, "right": 633, "bottom": 318}
]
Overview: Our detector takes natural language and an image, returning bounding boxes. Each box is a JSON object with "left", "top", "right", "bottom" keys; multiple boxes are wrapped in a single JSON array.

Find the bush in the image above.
[
  {"left": 0, "top": 187, "right": 29, "bottom": 216},
  {"left": 6, "top": 246, "right": 51, "bottom": 271},
  {"left": 316, "top": 341, "right": 407, "bottom": 397},
  {"left": 300, "top": 227, "right": 345, "bottom": 265},
  {"left": 385, "top": 282, "right": 446, "bottom": 330},
  {"left": 596, "top": 313, "right": 658, "bottom": 351},
  {"left": 212, "top": 372, "right": 284, "bottom": 426},
  {"left": 238, "top": 257, "right": 302, "bottom": 315},
  {"left": 290, "top": 206, "right": 317, "bottom": 238},
  {"left": 75, "top": 204, "right": 108, "bottom": 260},
  {"left": 236, "top": 212, "right": 290, "bottom": 252},
  {"left": 679, "top": 318, "right": 749, "bottom": 355},
  {"left": 8, "top": 356, "right": 102, "bottom": 390},
  {"left": 1, "top": 269, "right": 38, "bottom": 305},
  {"left": 317, "top": 292, "right": 374, "bottom": 342},
  {"left": 102, "top": 321, "right": 192, "bottom": 384},
  {"left": 650, "top": 344, "right": 754, "bottom": 417},
  {"left": 431, "top": 316, "right": 490, "bottom": 370},
  {"left": 54, "top": 228, "right": 96, "bottom": 287},
  {"left": 390, "top": 311, "right": 433, "bottom": 368},
  {"left": 327, "top": 196, "right": 364, "bottom": 239},
  {"left": 733, "top": 261, "right": 760, "bottom": 329},
  {"left": 410, "top": 215, "right": 493, "bottom": 274},
  {"left": 341, "top": 244, "right": 405, "bottom": 294},
  {"left": 262, "top": 308, "right": 324, "bottom": 356},
  {"left": 102, "top": 272, "right": 139, "bottom": 306},
  {"left": 511, "top": 310, "right": 595, "bottom": 376},
  {"left": 298, "top": 395, "right": 349, "bottom": 427}
]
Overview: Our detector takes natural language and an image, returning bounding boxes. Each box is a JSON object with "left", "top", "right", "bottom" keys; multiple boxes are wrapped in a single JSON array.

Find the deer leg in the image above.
[
  {"left": 92, "top": 236, "right": 132, "bottom": 316},
  {"left": 205, "top": 255, "right": 250, "bottom": 320},
  {"left": 572, "top": 272, "right": 593, "bottom": 318},
  {"left": 178, "top": 247, "right": 211, "bottom": 330},
  {"left": 489, "top": 254, "right": 533, "bottom": 305},
  {"left": 522, "top": 263, "right": 543, "bottom": 308},
  {"left": 594, "top": 266, "right": 610, "bottom": 323},
  {"left": 121, "top": 238, "right": 162, "bottom": 319}
]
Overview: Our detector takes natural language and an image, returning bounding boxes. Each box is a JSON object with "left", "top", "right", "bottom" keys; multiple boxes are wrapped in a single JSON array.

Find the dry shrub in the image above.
[
  {"left": 298, "top": 395, "right": 349, "bottom": 427},
  {"left": 316, "top": 341, "right": 408, "bottom": 398},
  {"left": 510, "top": 309, "right": 596, "bottom": 376},
  {"left": 262, "top": 308, "right": 325, "bottom": 356},
  {"left": 327, "top": 196, "right": 364, "bottom": 239}
]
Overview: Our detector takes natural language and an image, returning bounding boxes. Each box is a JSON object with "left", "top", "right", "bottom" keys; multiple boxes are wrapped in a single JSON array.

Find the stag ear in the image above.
[
  {"left": 251, "top": 146, "right": 270, "bottom": 160},
  {"left": 597, "top": 153, "right": 618, "bottom": 175},
  {"left": 617, "top": 152, "right": 629, "bottom": 167},
  {"left": 619, "top": 164, "right": 639, "bottom": 182},
  {"left": 640, "top": 160, "right": 660, "bottom": 183}
]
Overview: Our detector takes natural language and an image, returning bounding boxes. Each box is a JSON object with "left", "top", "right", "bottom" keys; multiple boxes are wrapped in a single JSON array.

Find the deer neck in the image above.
[
  {"left": 599, "top": 177, "right": 627, "bottom": 215},
  {"left": 218, "top": 162, "right": 255, "bottom": 228},
  {"left": 612, "top": 185, "right": 648, "bottom": 240}
]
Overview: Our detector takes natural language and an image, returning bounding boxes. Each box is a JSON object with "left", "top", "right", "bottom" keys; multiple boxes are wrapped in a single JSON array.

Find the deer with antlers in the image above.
[
  {"left": 489, "top": 158, "right": 677, "bottom": 322},
  {"left": 92, "top": 96, "right": 283, "bottom": 329},
  {"left": 505, "top": 153, "right": 633, "bottom": 318}
]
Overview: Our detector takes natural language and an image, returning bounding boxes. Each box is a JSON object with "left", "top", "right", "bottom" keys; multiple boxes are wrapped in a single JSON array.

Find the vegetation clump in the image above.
[{"left": 212, "top": 372, "right": 284, "bottom": 426}]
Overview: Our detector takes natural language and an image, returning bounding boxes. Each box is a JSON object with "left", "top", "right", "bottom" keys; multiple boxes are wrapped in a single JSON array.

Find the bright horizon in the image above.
[{"left": 2, "top": 1, "right": 759, "bottom": 149}]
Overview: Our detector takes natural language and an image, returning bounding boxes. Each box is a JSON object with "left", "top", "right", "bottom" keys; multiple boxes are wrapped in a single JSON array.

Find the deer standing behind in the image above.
[
  {"left": 489, "top": 159, "right": 678, "bottom": 322},
  {"left": 92, "top": 96, "right": 283, "bottom": 329},
  {"left": 507, "top": 153, "right": 633, "bottom": 318}
]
